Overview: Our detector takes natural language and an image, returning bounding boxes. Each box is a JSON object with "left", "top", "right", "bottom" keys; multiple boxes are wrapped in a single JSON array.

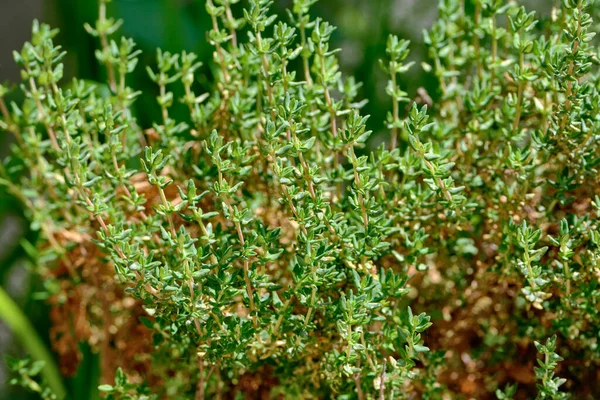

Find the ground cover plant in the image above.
[{"left": 1, "top": 0, "right": 600, "bottom": 398}]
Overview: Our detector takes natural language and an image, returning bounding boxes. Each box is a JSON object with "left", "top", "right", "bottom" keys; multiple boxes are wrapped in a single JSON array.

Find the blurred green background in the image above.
[{"left": 0, "top": 0, "right": 547, "bottom": 398}]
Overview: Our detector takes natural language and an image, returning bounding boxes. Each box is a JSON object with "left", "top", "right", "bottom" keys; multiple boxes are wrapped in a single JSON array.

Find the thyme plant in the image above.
[{"left": 2, "top": 0, "right": 600, "bottom": 398}]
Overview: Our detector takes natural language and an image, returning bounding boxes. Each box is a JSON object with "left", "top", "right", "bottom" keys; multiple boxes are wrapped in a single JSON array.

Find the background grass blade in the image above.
[{"left": 0, "top": 286, "right": 66, "bottom": 399}]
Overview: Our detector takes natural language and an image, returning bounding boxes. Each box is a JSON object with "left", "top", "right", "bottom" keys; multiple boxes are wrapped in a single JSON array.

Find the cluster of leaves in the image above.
[
  {"left": 2, "top": 0, "right": 600, "bottom": 398},
  {"left": 6, "top": 358, "right": 56, "bottom": 400}
]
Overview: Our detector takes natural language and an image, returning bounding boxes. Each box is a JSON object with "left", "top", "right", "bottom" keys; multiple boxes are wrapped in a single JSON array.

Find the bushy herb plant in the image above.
[{"left": 2, "top": 0, "right": 600, "bottom": 398}]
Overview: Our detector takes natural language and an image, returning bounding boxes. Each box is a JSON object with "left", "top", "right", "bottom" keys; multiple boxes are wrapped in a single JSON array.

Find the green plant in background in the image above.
[
  {"left": 2, "top": 0, "right": 600, "bottom": 399},
  {"left": 0, "top": 288, "right": 65, "bottom": 400}
]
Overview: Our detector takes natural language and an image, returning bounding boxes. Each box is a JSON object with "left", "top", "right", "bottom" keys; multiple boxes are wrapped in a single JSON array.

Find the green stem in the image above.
[
  {"left": 563, "top": 260, "right": 571, "bottom": 297},
  {"left": 390, "top": 71, "right": 399, "bottom": 150},
  {"left": 512, "top": 34, "right": 525, "bottom": 133},
  {"left": 523, "top": 248, "right": 536, "bottom": 289}
]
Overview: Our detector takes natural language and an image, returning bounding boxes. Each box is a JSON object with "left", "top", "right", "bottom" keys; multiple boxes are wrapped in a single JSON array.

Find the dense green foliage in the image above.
[{"left": 2, "top": 0, "right": 600, "bottom": 398}]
